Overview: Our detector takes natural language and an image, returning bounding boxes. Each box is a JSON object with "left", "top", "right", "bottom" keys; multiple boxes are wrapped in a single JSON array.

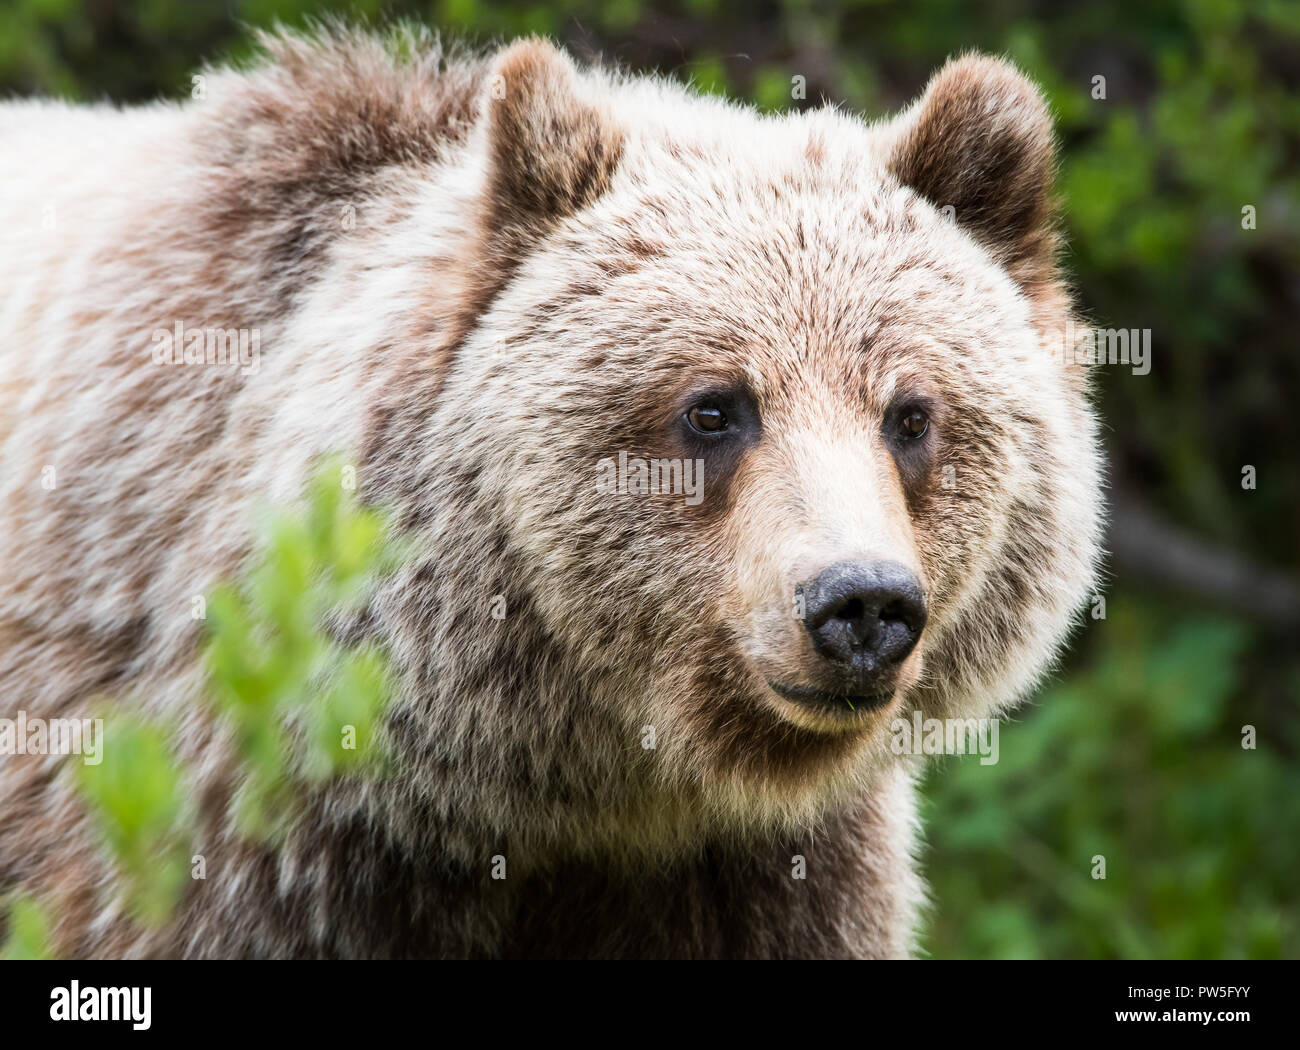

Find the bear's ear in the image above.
[
  {"left": 885, "top": 54, "right": 1057, "bottom": 279},
  {"left": 481, "top": 38, "right": 623, "bottom": 236},
  {"left": 436, "top": 40, "right": 623, "bottom": 362}
]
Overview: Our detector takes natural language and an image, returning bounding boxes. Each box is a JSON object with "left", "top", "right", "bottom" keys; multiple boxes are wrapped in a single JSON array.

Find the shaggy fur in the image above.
[{"left": 0, "top": 27, "right": 1103, "bottom": 958}]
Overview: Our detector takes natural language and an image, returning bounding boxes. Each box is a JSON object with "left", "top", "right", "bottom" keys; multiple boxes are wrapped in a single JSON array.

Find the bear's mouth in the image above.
[{"left": 767, "top": 681, "right": 894, "bottom": 716}]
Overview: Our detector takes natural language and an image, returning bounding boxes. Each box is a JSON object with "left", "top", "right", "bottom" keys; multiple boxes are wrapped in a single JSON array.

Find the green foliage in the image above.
[
  {"left": 204, "top": 458, "right": 404, "bottom": 841},
  {"left": 0, "top": 894, "right": 56, "bottom": 961},
  {"left": 922, "top": 603, "right": 1300, "bottom": 959},
  {"left": 74, "top": 715, "right": 191, "bottom": 928}
]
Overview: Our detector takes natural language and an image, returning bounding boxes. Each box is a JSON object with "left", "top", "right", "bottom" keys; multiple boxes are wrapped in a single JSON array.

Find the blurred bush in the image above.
[
  {"left": 3, "top": 0, "right": 1296, "bottom": 958},
  {"left": 924, "top": 606, "right": 1300, "bottom": 958}
]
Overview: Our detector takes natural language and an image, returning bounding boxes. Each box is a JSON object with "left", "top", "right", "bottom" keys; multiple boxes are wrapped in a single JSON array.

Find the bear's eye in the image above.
[
  {"left": 686, "top": 404, "right": 729, "bottom": 434},
  {"left": 897, "top": 408, "right": 929, "bottom": 441}
]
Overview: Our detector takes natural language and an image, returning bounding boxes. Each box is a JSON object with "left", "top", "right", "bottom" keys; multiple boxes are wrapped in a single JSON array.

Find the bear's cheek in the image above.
[{"left": 898, "top": 415, "right": 1014, "bottom": 628}]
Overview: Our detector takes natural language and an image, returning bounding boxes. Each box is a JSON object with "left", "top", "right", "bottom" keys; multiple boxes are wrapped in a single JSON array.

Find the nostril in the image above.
[
  {"left": 838, "top": 597, "right": 865, "bottom": 622},
  {"left": 879, "top": 598, "right": 914, "bottom": 626}
]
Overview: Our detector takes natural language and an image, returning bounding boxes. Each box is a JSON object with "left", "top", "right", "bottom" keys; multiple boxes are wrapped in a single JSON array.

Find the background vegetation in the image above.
[{"left": 3, "top": 0, "right": 1296, "bottom": 958}]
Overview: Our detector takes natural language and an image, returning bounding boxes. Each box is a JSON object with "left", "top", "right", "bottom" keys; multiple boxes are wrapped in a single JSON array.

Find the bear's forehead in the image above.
[
  {"left": 521, "top": 229, "right": 1035, "bottom": 430},
  {"left": 560, "top": 163, "right": 1030, "bottom": 376}
]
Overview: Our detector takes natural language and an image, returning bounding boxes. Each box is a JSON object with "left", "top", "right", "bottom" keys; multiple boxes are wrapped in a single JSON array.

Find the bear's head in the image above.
[{"left": 376, "top": 41, "right": 1103, "bottom": 848}]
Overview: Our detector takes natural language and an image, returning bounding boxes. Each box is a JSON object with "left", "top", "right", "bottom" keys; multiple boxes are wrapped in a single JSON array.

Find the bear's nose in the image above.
[{"left": 800, "top": 560, "right": 927, "bottom": 674}]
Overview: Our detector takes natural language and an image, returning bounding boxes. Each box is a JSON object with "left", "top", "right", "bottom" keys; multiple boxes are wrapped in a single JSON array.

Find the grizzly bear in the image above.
[{"left": 0, "top": 27, "right": 1103, "bottom": 959}]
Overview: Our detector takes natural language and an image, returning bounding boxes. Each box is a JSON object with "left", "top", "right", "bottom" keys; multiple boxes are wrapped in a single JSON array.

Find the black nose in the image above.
[{"left": 800, "top": 561, "right": 927, "bottom": 674}]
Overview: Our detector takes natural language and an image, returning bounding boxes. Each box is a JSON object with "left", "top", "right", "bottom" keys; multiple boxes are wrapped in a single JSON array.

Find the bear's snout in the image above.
[{"left": 799, "top": 559, "right": 927, "bottom": 685}]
